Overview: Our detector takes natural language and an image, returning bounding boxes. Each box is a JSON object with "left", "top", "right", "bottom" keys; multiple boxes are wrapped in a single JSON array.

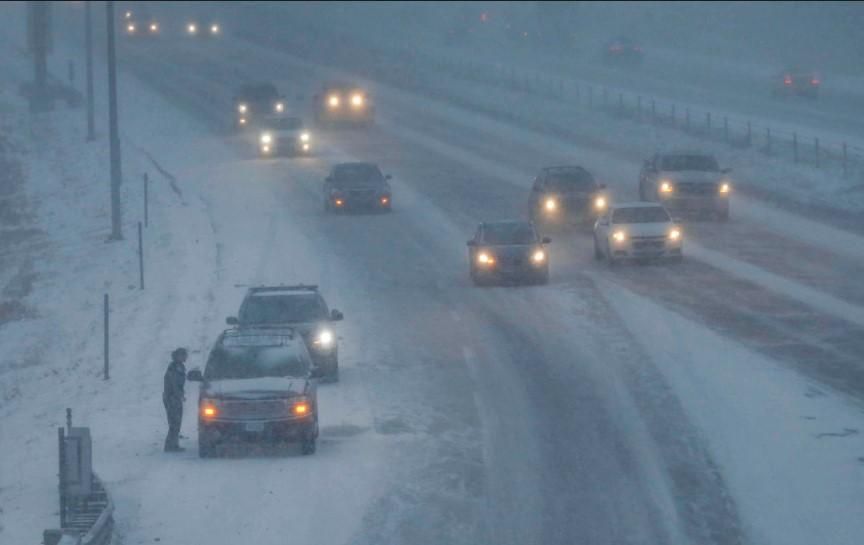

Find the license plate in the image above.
[{"left": 244, "top": 422, "right": 265, "bottom": 432}]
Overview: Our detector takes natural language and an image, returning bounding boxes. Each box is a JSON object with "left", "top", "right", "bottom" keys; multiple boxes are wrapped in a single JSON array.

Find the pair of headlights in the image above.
[
  {"left": 612, "top": 228, "right": 681, "bottom": 243},
  {"left": 188, "top": 23, "right": 220, "bottom": 35},
  {"left": 260, "top": 132, "right": 311, "bottom": 145},
  {"left": 200, "top": 397, "right": 311, "bottom": 419},
  {"left": 477, "top": 249, "right": 546, "bottom": 266},
  {"left": 328, "top": 94, "right": 365, "bottom": 108},
  {"left": 544, "top": 196, "right": 607, "bottom": 212}
]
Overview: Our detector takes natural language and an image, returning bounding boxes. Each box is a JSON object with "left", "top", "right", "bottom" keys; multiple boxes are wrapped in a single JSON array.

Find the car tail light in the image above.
[
  {"left": 784, "top": 75, "right": 792, "bottom": 85},
  {"left": 811, "top": 78, "right": 820, "bottom": 86}
]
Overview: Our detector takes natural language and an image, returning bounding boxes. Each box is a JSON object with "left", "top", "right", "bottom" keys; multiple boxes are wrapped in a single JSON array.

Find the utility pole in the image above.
[
  {"left": 28, "top": 1, "right": 53, "bottom": 112},
  {"left": 106, "top": 1, "right": 123, "bottom": 240},
  {"left": 85, "top": 0, "right": 95, "bottom": 141}
]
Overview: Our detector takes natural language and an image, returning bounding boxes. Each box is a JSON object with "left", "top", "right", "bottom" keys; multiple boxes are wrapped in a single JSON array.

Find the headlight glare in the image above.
[
  {"left": 238, "top": 103, "right": 247, "bottom": 113},
  {"left": 260, "top": 133, "right": 272, "bottom": 144},
  {"left": 328, "top": 95, "right": 340, "bottom": 108},
  {"left": 660, "top": 181, "right": 674, "bottom": 193},
  {"left": 351, "top": 94, "right": 364, "bottom": 106},
  {"left": 594, "top": 196, "right": 607, "bottom": 210},
  {"left": 315, "top": 329, "right": 334, "bottom": 347},
  {"left": 669, "top": 228, "right": 681, "bottom": 241},
  {"left": 477, "top": 252, "right": 495, "bottom": 265},
  {"left": 719, "top": 182, "right": 731, "bottom": 194},
  {"left": 532, "top": 249, "right": 546, "bottom": 263},
  {"left": 613, "top": 230, "right": 627, "bottom": 243},
  {"left": 544, "top": 198, "right": 557, "bottom": 211},
  {"left": 211, "top": 24, "right": 220, "bottom": 34},
  {"left": 275, "top": 102, "right": 284, "bottom": 113},
  {"left": 300, "top": 132, "right": 310, "bottom": 142}
]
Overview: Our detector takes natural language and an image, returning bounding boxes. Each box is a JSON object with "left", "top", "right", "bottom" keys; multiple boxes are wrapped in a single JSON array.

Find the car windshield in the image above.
[
  {"left": 239, "top": 84, "right": 279, "bottom": 101},
  {"left": 239, "top": 294, "right": 328, "bottom": 324},
  {"left": 545, "top": 171, "right": 595, "bottom": 192},
  {"left": 204, "top": 344, "right": 309, "bottom": 380},
  {"left": 660, "top": 155, "right": 719, "bottom": 171},
  {"left": 268, "top": 117, "right": 303, "bottom": 130},
  {"left": 332, "top": 164, "right": 384, "bottom": 184},
  {"left": 612, "top": 207, "right": 671, "bottom": 224},
  {"left": 483, "top": 223, "right": 537, "bottom": 244}
]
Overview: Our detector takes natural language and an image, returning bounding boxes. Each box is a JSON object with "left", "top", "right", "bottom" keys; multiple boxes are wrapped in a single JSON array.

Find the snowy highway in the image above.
[{"left": 2, "top": 3, "right": 864, "bottom": 545}]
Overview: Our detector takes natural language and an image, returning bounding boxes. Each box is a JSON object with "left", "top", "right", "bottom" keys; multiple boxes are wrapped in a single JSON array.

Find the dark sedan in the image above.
[
  {"left": 467, "top": 221, "right": 550, "bottom": 286},
  {"left": 323, "top": 162, "right": 392, "bottom": 213}
]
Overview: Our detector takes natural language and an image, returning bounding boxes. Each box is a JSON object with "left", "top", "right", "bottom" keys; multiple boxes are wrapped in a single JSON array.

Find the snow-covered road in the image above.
[{"left": 2, "top": 3, "right": 864, "bottom": 545}]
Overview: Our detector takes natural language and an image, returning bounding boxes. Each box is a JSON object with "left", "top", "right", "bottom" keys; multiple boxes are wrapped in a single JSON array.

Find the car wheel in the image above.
[
  {"left": 593, "top": 235, "right": 603, "bottom": 260},
  {"left": 300, "top": 435, "right": 316, "bottom": 455},
  {"left": 198, "top": 437, "right": 215, "bottom": 458}
]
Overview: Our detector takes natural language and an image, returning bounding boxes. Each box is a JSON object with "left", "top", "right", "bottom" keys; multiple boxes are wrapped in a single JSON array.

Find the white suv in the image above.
[{"left": 594, "top": 203, "right": 683, "bottom": 266}]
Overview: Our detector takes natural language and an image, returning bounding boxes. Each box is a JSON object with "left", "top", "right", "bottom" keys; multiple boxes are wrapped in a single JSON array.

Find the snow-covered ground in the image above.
[{"left": 3, "top": 3, "right": 864, "bottom": 545}]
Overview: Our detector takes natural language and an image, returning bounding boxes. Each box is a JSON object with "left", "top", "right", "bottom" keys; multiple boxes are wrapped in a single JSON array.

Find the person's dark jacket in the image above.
[{"left": 163, "top": 361, "right": 186, "bottom": 405}]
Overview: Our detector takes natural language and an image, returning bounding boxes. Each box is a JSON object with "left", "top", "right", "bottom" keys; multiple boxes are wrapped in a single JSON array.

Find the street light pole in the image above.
[
  {"left": 85, "top": 0, "right": 95, "bottom": 141},
  {"left": 106, "top": 0, "right": 123, "bottom": 240}
]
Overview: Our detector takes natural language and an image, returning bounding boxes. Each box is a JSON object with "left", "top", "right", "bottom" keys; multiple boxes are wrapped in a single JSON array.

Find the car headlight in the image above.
[
  {"left": 260, "top": 133, "right": 272, "bottom": 144},
  {"left": 544, "top": 198, "right": 557, "bottom": 211},
  {"left": 594, "top": 196, "right": 607, "bottom": 210},
  {"left": 351, "top": 94, "right": 364, "bottom": 107},
  {"left": 328, "top": 95, "right": 340, "bottom": 108},
  {"left": 125, "top": 11, "right": 132, "bottom": 19},
  {"left": 238, "top": 117, "right": 246, "bottom": 125},
  {"left": 314, "top": 329, "right": 334, "bottom": 348},
  {"left": 291, "top": 398, "right": 312, "bottom": 416},
  {"left": 531, "top": 249, "right": 546, "bottom": 263},
  {"left": 719, "top": 182, "right": 731, "bottom": 194},
  {"left": 238, "top": 103, "right": 247, "bottom": 114},
  {"left": 149, "top": 23, "right": 158, "bottom": 33},
  {"left": 275, "top": 102, "right": 284, "bottom": 113},
  {"left": 477, "top": 252, "right": 495, "bottom": 265},
  {"left": 187, "top": 23, "right": 197, "bottom": 34},
  {"left": 127, "top": 23, "right": 136, "bottom": 33},
  {"left": 211, "top": 24, "right": 220, "bottom": 34},
  {"left": 200, "top": 399, "right": 219, "bottom": 419},
  {"left": 660, "top": 181, "right": 674, "bottom": 194},
  {"left": 300, "top": 132, "right": 310, "bottom": 142},
  {"left": 669, "top": 228, "right": 681, "bottom": 241},
  {"left": 612, "top": 230, "right": 627, "bottom": 243}
]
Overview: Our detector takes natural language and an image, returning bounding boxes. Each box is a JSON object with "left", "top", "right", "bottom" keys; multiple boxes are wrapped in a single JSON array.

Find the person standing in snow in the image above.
[{"left": 163, "top": 347, "right": 188, "bottom": 452}]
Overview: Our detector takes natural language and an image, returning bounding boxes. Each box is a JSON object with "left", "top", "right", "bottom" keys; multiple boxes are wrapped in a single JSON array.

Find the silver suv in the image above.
[{"left": 638, "top": 151, "right": 732, "bottom": 221}]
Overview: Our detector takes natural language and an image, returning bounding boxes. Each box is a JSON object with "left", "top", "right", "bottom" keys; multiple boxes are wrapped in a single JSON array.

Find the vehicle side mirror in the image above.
[
  {"left": 467, "top": 240, "right": 477, "bottom": 247},
  {"left": 187, "top": 369, "right": 203, "bottom": 382},
  {"left": 385, "top": 174, "right": 392, "bottom": 180},
  {"left": 598, "top": 183, "right": 607, "bottom": 189},
  {"left": 721, "top": 168, "right": 732, "bottom": 174},
  {"left": 542, "top": 236, "right": 551, "bottom": 244},
  {"left": 226, "top": 316, "right": 239, "bottom": 326},
  {"left": 330, "top": 309, "right": 344, "bottom": 321}
]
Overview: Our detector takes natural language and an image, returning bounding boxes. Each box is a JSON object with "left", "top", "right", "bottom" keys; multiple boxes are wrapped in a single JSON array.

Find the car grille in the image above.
[
  {"left": 630, "top": 236, "right": 666, "bottom": 250},
  {"left": 276, "top": 137, "right": 295, "bottom": 147},
  {"left": 219, "top": 399, "right": 288, "bottom": 420},
  {"left": 348, "top": 189, "right": 378, "bottom": 203},
  {"left": 676, "top": 183, "right": 716, "bottom": 196}
]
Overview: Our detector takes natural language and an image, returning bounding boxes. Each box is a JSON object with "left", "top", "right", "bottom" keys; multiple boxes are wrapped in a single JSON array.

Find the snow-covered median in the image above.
[{"left": 598, "top": 278, "right": 864, "bottom": 545}]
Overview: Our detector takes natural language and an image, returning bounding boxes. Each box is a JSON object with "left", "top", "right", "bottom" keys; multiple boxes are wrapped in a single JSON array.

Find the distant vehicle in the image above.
[
  {"left": 187, "top": 327, "right": 319, "bottom": 457},
  {"left": 638, "top": 151, "right": 732, "bottom": 221},
  {"left": 323, "top": 162, "right": 392, "bottom": 213},
  {"left": 257, "top": 116, "right": 312, "bottom": 157},
  {"left": 771, "top": 68, "right": 820, "bottom": 99},
  {"left": 593, "top": 202, "right": 683, "bottom": 266},
  {"left": 123, "top": 9, "right": 160, "bottom": 37},
  {"left": 528, "top": 166, "right": 609, "bottom": 229},
  {"left": 602, "top": 36, "right": 643, "bottom": 66},
  {"left": 233, "top": 83, "right": 285, "bottom": 130},
  {"left": 226, "top": 285, "right": 344, "bottom": 382},
  {"left": 314, "top": 83, "right": 374, "bottom": 126},
  {"left": 186, "top": 18, "right": 222, "bottom": 38},
  {"left": 467, "top": 221, "right": 551, "bottom": 286}
]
